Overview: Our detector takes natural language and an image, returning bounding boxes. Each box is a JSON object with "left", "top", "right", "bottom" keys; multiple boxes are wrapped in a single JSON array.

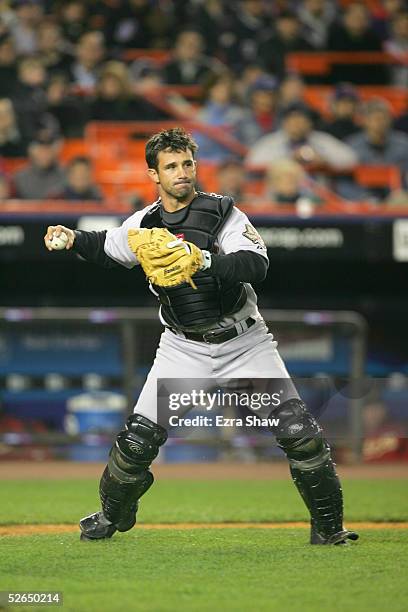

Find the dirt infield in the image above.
[
  {"left": 1, "top": 522, "right": 407, "bottom": 537},
  {"left": 0, "top": 461, "right": 407, "bottom": 480}
]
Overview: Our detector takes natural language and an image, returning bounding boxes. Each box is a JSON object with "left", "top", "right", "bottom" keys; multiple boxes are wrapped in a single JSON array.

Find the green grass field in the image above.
[{"left": 0, "top": 478, "right": 407, "bottom": 612}]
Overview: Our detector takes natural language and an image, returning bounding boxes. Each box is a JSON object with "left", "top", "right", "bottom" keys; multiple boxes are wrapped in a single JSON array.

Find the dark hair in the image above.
[
  {"left": 67, "top": 155, "right": 92, "bottom": 169},
  {"left": 145, "top": 127, "right": 198, "bottom": 170}
]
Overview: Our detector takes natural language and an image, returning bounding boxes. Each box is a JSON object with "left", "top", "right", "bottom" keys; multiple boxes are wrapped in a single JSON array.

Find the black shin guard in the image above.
[
  {"left": 272, "top": 399, "right": 358, "bottom": 544},
  {"left": 99, "top": 414, "right": 167, "bottom": 531}
]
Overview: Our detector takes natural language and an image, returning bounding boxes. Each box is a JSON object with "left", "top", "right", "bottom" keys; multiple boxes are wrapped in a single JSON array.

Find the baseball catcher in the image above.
[{"left": 44, "top": 127, "right": 358, "bottom": 546}]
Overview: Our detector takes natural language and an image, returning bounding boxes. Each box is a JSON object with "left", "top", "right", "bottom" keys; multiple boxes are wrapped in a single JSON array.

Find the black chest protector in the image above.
[{"left": 140, "top": 192, "right": 247, "bottom": 328}]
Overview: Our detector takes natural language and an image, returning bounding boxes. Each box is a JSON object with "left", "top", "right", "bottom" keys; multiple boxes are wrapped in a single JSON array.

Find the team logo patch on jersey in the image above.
[
  {"left": 175, "top": 232, "right": 185, "bottom": 240},
  {"left": 242, "top": 224, "right": 266, "bottom": 250}
]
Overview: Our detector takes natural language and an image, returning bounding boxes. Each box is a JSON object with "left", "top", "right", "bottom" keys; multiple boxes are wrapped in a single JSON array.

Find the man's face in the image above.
[
  {"left": 30, "top": 142, "right": 58, "bottom": 169},
  {"left": 305, "top": 0, "right": 326, "bottom": 15},
  {"left": 149, "top": 148, "right": 196, "bottom": 201},
  {"left": 364, "top": 110, "right": 391, "bottom": 136},
  {"left": 283, "top": 112, "right": 312, "bottom": 141},
  {"left": 68, "top": 163, "right": 91, "bottom": 191},
  {"left": 344, "top": 5, "right": 368, "bottom": 35},
  {"left": 276, "top": 16, "right": 300, "bottom": 40}
]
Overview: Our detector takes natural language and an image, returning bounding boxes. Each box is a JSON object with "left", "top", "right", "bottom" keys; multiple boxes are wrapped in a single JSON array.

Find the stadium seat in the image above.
[{"left": 354, "top": 165, "right": 402, "bottom": 192}]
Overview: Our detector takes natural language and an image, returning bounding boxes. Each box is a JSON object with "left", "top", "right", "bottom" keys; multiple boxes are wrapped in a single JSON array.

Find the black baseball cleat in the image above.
[
  {"left": 79, "top": 512, "right": 117, "bottom": 541},
  {"left": 310, "top": 526, "right": 359, "bottom": 545}
]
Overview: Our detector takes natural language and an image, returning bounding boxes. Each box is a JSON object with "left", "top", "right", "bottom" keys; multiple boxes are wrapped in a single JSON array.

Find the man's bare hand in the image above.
[{"left": 44, "top": 225, "right": 76, "bottom": 251}]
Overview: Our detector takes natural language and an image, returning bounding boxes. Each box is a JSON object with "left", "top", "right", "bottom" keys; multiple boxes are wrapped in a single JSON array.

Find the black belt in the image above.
[{"left": 170, "top": 317, "right": 256, "bottom": 344}]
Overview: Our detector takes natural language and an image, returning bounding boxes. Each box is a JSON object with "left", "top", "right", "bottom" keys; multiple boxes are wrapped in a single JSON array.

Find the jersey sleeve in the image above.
[
  {"left": 103, "top": 204, "right": 155, "bottom": 268},
  {"left": 217, "top": 206, "right": 268, "bottom": 261}
]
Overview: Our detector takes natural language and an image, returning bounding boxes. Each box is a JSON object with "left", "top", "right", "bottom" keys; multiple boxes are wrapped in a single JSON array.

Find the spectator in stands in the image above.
[
  {"left": 373, "top": 0, "right": 406, "bottom": 40},
  {"left": 235, "top": 64, "right": 265, "bottom": 103},
  {"left": 69, "top": 31, "right": 105, "bottom": 91},
  {"left": 9, "top": 0, "right": 43, "bottom": 55},
  {"left": 246, "top": 103, "right": 357, "bottom": 170},
  {"left": 385, "top": 10, "right": 408, "bottom": 87},
  {"left": 327, "top": 2, "right": 388, "bottom": 84},
  {"left": 194, "top": 74, "right": 252, "bottom": 161},
  {"left": 264, "top": 158, "right": 323, "bottom": 205},
  {"left": 257, "top": 12, "right": 313, "bottom": 79},
  {"left": 13, "top": 129, "right": 66, "bottom": 199},
  {"left": 36, "top": 21, "right": 72, "bottom": 78},
  {"left": 88, "top": 61, "right": 141, "bottom": 121},
  {"left": 161, "top": 29, "right": 226, "bottom": 86},
  {"left": 58, "top": 0, "right": 89, "bottom": 45},
  {"left": 11, "top": 57, "right": 49, "bottom": 140},
  {"left": 0, "top": 31, "right": 18, "bottom": 98},
  {"left": 216, "top": 159, "right": 248, "bottom": 202},
  {"left": 220, "top": 0, "right": 272, "bottom": 71},
  {"left": 245, "top": 75, "right": 279, "bottom": 143},
  {"left": 278, "top": 72, "right": 304, "bottom": 108},
  {"left": 104, "top": 0, "right": 174, "bottom": 50},
  {"left": 46, "top": 73, "right": 87, "bottom": 138},
  {"left": 323, "top": 83, "right": 361, "bottom": 140},
  {"left": 347, "top": 99, "right": 408, "bottom": 179},
  {"left": 0, "top": 98, "right": 29, "bottom": 157},
  {"left": 60, "top": 156, "right": 102, "bottom": 201},
  {"left": 298, "top": 0, "right": 337, "bottom": 49},
  {"left": 190, "top": 0, "right": 228, "bottom": 56},
  {"left": 0, "top": 173, "right": 11, "bottom": 201}
]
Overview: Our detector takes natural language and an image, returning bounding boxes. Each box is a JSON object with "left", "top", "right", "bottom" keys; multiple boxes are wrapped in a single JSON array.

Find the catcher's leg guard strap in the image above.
[
  {"left": 100, "top": 414, "right": 167, "bottom": 528},
  {"left": 271, "top": 398, "right": 344, "bottom": 539}
]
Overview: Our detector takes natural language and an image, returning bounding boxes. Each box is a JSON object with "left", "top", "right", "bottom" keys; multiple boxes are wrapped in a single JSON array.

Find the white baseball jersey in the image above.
[
  {"left": 104, "top": 202, "right": 269, "bottom": 333},
  {"left": 101, "top": 199, "right": 297, "bottom": 422}
]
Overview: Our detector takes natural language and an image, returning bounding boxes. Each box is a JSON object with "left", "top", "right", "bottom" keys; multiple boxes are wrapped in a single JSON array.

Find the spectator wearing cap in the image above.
[
  {"left": 0, "top": 32, "right": 18, "bottom": 98},
  {"left": 161, "top": 30, "right": 226, "bottom": 86},
  {"left": 0, "top": 98, "right": 29, "bottom": 157},
  {"left": 246, "top": 102, "right": 357, "bottom": 170},
  {"left": 327, "top": 2, "right": 388, "bottom": 84},
  {"left": 9, "top": 0, "right": 43, "bottom": 55},
  {"left": 323, "top": 83, "right": 361, "bottom": 140},
  {"left": 68, "top": 31, "right": 106, "bottom": 90},
  {"left": 298, "top": 0, "right": 337, "bottom": 49},
  {"left": 59, "top": 156, "right": 102, "bottom": 201},
  {"left": 347, "top": 99, "right": 408, "bottom": 183},
  {"left": 257, "top": 12, "right": 313, "bottom": 79},
  {"left": 13, "top": 130, "right": 66, "bottom": 199},
  {"left": 245, "top": 76, "right": 279, "bottom": 143}
]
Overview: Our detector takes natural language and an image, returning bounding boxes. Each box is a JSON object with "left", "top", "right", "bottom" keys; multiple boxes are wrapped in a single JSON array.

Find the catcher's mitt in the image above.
[{"left": 127, "top": 227, "right": 203, "bottom": 289}]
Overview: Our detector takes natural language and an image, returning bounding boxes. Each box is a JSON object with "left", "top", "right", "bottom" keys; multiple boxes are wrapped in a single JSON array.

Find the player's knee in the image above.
[
  {"left": 111, "top": 413, "right": 168, "bottom": 474},
  {"left": 271, "top": 398, "right": 328, "bottom": 466}
]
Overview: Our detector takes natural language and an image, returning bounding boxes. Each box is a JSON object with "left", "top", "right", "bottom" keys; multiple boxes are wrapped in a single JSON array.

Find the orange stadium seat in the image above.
[
  {"left": 60, "top": 139, "right": 90, "bottom": 163},
  {"left": 304, "top": 86, "right": 408, "bottom": 118},
  {"left": 2, "top": 157, "right": 27, "bottom": 174},
  {"left": 354, "top": 165, "right": 402, "bottom": 191}
]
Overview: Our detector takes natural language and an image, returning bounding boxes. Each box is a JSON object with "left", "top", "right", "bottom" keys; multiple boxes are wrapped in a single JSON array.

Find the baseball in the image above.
[{"left": 49, "top": 231, "right": 69, "bottom": 250}]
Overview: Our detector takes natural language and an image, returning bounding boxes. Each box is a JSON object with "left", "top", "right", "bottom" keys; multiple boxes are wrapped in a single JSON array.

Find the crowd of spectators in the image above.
[{"left": 0, "top": 0, "right": 407, "bottom": 208}]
